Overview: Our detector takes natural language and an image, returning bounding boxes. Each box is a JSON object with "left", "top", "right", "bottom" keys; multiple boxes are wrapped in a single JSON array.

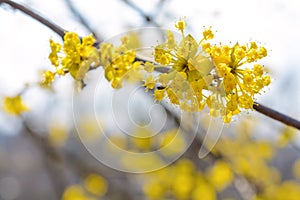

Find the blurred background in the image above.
[{"left": 0, "top": 0, "right": 300, "bottom": 199}]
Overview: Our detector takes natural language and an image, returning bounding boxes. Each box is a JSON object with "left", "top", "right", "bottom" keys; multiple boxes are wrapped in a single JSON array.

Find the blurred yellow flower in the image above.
[
  {"left": 130, "top": 127, "right": 153, "bottom": 151},
  {"left": 2, "top": 95, "right": 29, "bottom": 115},
  {"left": 84, "top": 174, "right": 108, "bottom": 197},
  {"left": 293, "top": 159, "right": 300, "bottom": 180},
  {"left": 262, "top": 181, "right": 300, "bottom": 200},
  {"left": 207, "top": 161, "right": 233, "bottom": 191},
  {"left": 62, "top": 185, "right": 94, "bottom": 200},
  {"left": 42, "top": 70, "right": 55, "bottom": 86},
  {"left": 48, "top": 32, "right": 99, "bottom": 81},
  {"left": 192, "top": 183, "right": 216, "bottom": 200},
  {"left": 175, "top": 19, "right": 186, "bottom": 36},
  {"left": 277, "top": 126, "right": 297, "bottom": 147},
  {"left": 48, "top": 123, "right": 68, "bottom": 147},
  {"left": 159, "top": 129, "right": 186, "bottom": 156}
]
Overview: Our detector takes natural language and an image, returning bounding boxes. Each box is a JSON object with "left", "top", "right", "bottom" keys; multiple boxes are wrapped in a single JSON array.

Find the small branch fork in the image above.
[{"left": 1, "top": 0, "right": 300, "bottom": 130}]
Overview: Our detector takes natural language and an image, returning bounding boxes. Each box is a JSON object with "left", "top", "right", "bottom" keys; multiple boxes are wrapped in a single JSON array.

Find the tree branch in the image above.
[
  {"left": 64, "top": 0, "right": 102, "bottom": 41},
  {"left": 22, "top": 118, "right": 67, "bottom": 197},
  {"left": 120, "top": 0, "right": 159, "bottom": 26},
  {"left": 0, "top": 0, "right": 65, "bottom": 38},
  {"left": 153, "top": 0, "right": 168, "bottom": 17},
  {"left": 22, "top": 118, "right": 136, "bottom": 199},
  {"left": 253, "top": 102, "right": 300, "bottom": 130}
]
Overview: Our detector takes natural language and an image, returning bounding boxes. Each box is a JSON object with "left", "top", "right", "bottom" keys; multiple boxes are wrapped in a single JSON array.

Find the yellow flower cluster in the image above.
[
  {"left": 46, "top": 21, "right": 271, "bottom": 123},
  {"left": 216, "top": 132, "right": 277, "bottom": 188},
  {"left": 139, "top": 119, "right": 300, "bottom": 200},
  {"left": 2, "top": 95, "right": 29, "bottom": 115},
  {"left": 107, "top": 127, "right": 185, "bottom": 155},
  {"left": 99, "top": 36, "right": 143, "bottom": 88},
  {"left": 153, "top": 33, "right": 213, "bottom": 113},
  {"left": 41, "top": 70, "right": 55, "bottom": 86},
  {"left": 47, "top": 32, "right": 99, "bottom": 84},
  {"left": 213, "top": 119, "right": 300, "bottom": 200},
  {"left": 153, "top": 20, "right": 270, "bottom": 123},
  {"left": 205, "top": 42, "right": 270, "bottom": 121},
  {"left": 103, "top": 49, "right": 141, "bottom": 88},
  {"left": 48, "top": 33, "right": 144, "bottom": 89},
  {"left": 143, "top": 159, "right": 233, "bottom": 200},
  {"left": 102, "top": 127, "right": 187, "bottom": 172},
  {"left": 62, "top": 173, "right": 107, "bottom": 200},
  {"left": 48, "top": 122, "right": 68, "bottom": 147}
]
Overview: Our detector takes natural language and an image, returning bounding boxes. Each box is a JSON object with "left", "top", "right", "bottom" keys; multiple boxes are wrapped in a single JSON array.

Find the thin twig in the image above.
[
  {"left": 64, "top": 150, "right": 135, "bottom": 200},
  {"left": 0, "top": 0, "right": 65, "bottom": 38},
  {"left": 120, "top": 0, "right": 159, "bottom": 26},
  {"left": 153, "top": 0, "right": 168, "bottom": 17},
  {"left": 253, "top": 102, "right": 300, "bottom": 130},
  {"left": 64, "top": 0, "right": 101, "bottom": 41},
  {"left": 22, "top": 118, "right": 137, "bottom": 199},
  {"left": 22, "top": 119, "right": 67, "bottom": 197}
]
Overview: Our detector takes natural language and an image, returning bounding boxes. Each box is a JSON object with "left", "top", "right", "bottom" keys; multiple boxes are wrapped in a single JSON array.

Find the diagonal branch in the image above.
[
  {"left": 253, "top": 102, "right": 300, "bottom": 130},
  {"left": 153, "top": 0, "right": 168, "bottom": 17},
  {"left": 22, "top": 118, "right": 136, "bottom": 199},
  {"left": 22, "top": 118, "right": 67, "bottom": 197},
  {"left": 0, "top": 0, "right": 65, "bottom": 38},
  {"left": 64, "top": 0, "right": 102, "bottom": 41},
  {"left": 120, "top": 0, "right": 159, "bottom": 26}
]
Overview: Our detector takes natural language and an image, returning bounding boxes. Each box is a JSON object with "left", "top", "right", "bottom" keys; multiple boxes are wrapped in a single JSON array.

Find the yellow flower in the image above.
[
  {"left": 82, "top": 34, "right": 95, "bottom": 46},
  {"left": 104, "top": 50, "right": 141, "bottom": 88},
  {"left": 84, "top": 174, "right": 108, "bottom": 197},
  {"left": 3, "top": 95, "right": 29, "bottom": 115},
  {"left": 166, "top": 88, "right": 179, "bottom": 105},
  {"left": 154, "top": 89, "right": 165, "bottom": 102},
  {"left": 175, "top": 19, "right": 186, "bottom": 34},
  {"left": 62, "top": 185, "right": 87, "bottom": 200},
  {"left": 153, "top": 30, "right": 214, "bottom": 113},
  {"left": 293, "top": 159, "right": 300, "bottom": 180},
  {"left": 48, "top": 32, "right": 99, "bottom": 81},
  {"left": 98, "top": 36, "right": 144, "bottom": 88},
  {"left": 207, "top": 161, "right": 233, "bottom": 191},
  {"left": 144, "top": 75, "right": 156, "bottom": 90},
  {"left": 143, "top": 181, "right": 165, "bottom": 199},
  {"left": 154, "top": 46, "right": 172, "bottom": 65},
  {"left": 42, "top": 70, "right": 55, "bottom": 86},
  {"left": 48, "top": 39, "right": 61, "bottom": 67},
  {"left": 143, "top": 61, "right": 155, "bottom": 73},
  {"left": 192, "top": 183, "right": 216, "bottom": 200},
  {"left": 130, "top": 127, "right": 154, "bottom": 151},
  {"left": 203, "top": 28, "right": 214, "bottom": 40},
  {"left": 165, "top": 30, "right": 176, "bottom": 49},
  {"left": 277, "top": 126, "right": 297, "bottom": 147},
  {"left": 262, "top": 181, "right": 300, "bottom": 200},
  {"left": 159, "top": 129, "right": 186, "bottom": 156},
  {"left": 48, "top": 123, "right": 68, "bottom": 147},
  {"left": 204, "top": 42, "right": 270, "bottom": 122}
]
